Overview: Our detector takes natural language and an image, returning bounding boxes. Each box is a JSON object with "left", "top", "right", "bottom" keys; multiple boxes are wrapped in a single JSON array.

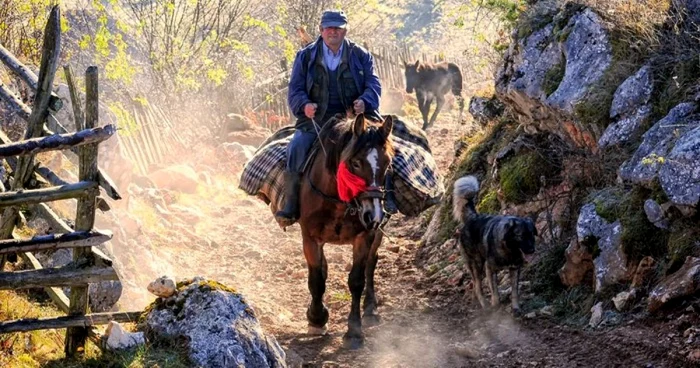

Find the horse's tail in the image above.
[
  {"left": 448, "top": 63, "right": 465, "bottom": 117},
  {"left": 452, "top": 175, "right": 479, "bottom": 224}
]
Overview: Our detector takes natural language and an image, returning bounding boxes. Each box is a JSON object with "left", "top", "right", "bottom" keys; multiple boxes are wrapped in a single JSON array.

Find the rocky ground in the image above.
[{"left": 77, "top": 103, "right": 698, "bottom": 367}]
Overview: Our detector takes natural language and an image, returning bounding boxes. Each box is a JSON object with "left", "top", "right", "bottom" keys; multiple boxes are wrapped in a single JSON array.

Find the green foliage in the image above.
[
  {"left": 108, "top": 102, "right": 138, "bottom": 135},
  {"left": 0, "top": 0, "right": 57, "bottom": 63}
]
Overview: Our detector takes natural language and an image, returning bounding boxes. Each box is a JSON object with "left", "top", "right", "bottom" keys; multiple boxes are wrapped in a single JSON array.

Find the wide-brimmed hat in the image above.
[{"left": 321, "top": 10, "right": 347, "bottom": 28}]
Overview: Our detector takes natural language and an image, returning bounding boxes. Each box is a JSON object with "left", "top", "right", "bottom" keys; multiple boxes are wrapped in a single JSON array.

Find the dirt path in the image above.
[{"left": 120, "top": 107, "right": 696, "bottom": 368}]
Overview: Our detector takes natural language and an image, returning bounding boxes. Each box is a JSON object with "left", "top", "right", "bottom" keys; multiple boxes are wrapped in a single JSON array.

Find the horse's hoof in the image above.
[
  {"left": 362, "top": 312, "right": 382, "bottom": 327},
  {"left": 342, "top": 333, "right": 364, "bottom": 350},
  {"left": 307, "top": 324, "right": 328, "bottom": 335}
]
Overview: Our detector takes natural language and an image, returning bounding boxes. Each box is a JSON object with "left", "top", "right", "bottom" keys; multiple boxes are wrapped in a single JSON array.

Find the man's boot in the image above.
[
  {"left": 384, "top": 174, "right": 398, "bottom": 215},
  {"left": 275, "top": 171, "right": 301, "bottom": 228}
]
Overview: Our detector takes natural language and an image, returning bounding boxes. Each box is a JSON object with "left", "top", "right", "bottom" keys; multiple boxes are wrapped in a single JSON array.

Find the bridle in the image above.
[{"left": 305, "top": 173, "right": 388, "bottom": 219}]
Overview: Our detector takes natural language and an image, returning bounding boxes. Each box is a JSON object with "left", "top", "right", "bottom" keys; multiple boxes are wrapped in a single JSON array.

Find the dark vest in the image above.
[{"left": 309, "top": 44, "right": 360, "bottom": 125}]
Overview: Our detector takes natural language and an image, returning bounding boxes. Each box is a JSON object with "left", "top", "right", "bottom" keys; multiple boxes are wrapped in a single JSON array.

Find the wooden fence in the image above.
[
  {"left": 118, "top": 102, "right": 186, "bottom": 176},
  {"left": 249, "top": 44, "right": 444, "bottom": 130},
  {"left": 0, "top": 6, "right": 140, "bottom": 357}
]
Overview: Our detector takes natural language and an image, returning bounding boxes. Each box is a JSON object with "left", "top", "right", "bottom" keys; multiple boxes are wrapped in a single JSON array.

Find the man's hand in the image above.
[
  {"left": 353, "top": 99, "right": 365, "bottom": 114},
  {"left": 304, "top": 103, "right": 317, "bottom": 118}
]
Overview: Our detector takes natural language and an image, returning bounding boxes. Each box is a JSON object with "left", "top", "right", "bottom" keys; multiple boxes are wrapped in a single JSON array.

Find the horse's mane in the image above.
[{"left": 319, "top": 115, "right": 393, "bottom": 174}]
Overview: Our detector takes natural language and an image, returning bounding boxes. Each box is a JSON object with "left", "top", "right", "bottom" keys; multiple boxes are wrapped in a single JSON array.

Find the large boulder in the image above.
[
  {"left": 144, "top": 278, "right": 286, "bottom": 368},
  {"left": 496, "top": 7, "right": 613, "bottom": 149},
  {"left": 545, "top": 9, "right": 612, "bottom": 114}
]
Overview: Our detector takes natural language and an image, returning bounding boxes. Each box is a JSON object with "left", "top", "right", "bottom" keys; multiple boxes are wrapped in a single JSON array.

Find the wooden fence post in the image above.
[{"left": 64, "top": 66, "right": 99, "bottom": 357}]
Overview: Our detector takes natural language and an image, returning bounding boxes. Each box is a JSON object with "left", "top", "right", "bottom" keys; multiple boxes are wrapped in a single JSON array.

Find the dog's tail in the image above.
[{"left": 452, "top": 175, "right": 479, "bottom": 223}]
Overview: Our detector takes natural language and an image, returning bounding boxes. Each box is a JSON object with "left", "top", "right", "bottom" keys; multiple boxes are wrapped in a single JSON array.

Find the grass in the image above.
[{"left": 0, "top": 290, "right": 191, "bottom": 367}]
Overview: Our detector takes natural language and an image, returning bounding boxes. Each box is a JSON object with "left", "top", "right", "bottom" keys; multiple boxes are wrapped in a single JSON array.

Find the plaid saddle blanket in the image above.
[{"left": 238, "top": 116, "right": 444, "bottom": 217}]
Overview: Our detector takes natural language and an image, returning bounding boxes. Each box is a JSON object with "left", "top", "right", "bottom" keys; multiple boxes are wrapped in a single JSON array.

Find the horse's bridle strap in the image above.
[{"left": 305, "top": 174, "right": 385, "bottom": 204}]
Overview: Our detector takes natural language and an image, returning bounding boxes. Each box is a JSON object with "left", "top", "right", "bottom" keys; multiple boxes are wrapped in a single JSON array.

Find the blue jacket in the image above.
[{"left": 287, "top": 37, "right": 381, "bottom": 121}]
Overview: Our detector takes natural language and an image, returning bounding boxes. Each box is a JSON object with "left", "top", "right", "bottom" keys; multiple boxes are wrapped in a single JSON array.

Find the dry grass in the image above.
[{"left": 0, "top": 290, "right": 190, "bottom": 367}]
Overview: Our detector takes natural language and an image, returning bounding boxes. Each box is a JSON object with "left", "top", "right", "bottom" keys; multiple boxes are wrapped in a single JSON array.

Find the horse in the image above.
[
  {"left": 294, "top": 113, "right": 394, "bottom": 349},
  {"left": 404, "top": 60, "right": 465, "bottom": 130}
]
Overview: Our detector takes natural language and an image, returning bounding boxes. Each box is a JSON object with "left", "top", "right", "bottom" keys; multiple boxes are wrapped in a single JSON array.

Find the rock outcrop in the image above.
[{"left": 144, "top": 278, "right": 286, "bottom": 368}]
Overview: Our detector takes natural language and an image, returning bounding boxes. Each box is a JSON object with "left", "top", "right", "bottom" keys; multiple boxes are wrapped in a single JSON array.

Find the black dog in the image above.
[{"left": 452, "top": 175, "right": 536, "bottom": 314}]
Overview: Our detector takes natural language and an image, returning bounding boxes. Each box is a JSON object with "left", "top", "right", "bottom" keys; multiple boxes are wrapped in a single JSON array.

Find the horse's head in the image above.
[
  {"left": 403, "top": 60, "right": 420, "bottom": 94},
  {"left": 334, "top": 114, "right": 394, "bottom": 229}
]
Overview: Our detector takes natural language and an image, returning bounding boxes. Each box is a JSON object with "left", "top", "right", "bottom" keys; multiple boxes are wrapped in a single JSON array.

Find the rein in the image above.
[{"left": 305, "top": 173, "right": 360, "bottom": 217}]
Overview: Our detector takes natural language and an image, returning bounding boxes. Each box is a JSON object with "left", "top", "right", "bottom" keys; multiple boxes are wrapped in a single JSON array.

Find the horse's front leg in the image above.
[
  {"left": 363, "top": 231, "right": 383, "bottom": 326},
  {"left": 303, "top": 234, "right": 329, "bottom": 335},
  {"left": 344, "top": 234, "right": 371, "bottom": 349},
  {"left": 427, "top": 94, "right": 445, "bottom": 128}
]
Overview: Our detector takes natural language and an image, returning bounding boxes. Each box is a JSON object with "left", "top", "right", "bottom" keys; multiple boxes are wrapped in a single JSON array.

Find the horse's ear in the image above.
[
  {"left": 414, "top": 60, "right": 420, "bottom": 68},
  {"left": 380, "top": 115, "right": 393, "bottom": 140},
  {"left": 353, "top": 114, "right": 366, "bottom": 137}
]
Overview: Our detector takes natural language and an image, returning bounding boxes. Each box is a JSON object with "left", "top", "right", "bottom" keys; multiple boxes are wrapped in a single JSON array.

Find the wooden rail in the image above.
[
  {"left": 0, "top": 5, "right": 130, "bottom": 358},
  {"left": 0, "top": 230, "right": 112, "bottom": 255},
  {"left": 0, "top": 312, "right": 143, "bottom": 334}
]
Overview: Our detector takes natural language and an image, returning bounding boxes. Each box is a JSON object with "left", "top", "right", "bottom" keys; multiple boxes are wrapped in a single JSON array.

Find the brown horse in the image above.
[
  {"left": 296, "top": 114, "right": 394, "bottom": 349},
  {"left": 404, "top": 60, "right": 465, "bottom": 130}
]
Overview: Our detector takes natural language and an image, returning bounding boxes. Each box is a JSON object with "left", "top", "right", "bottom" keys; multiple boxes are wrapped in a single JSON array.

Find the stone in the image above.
[
  {"left": 547, "top": 9, "right": 613, "bottom": 114},
  {"left": 145, "top": 278, "right": 286, "bottom": 367},
  {"left": 468, "top": 96, "right": 505, "bottom": 124},
  {"left": 576, "top": 204, "right": 629, "bottom": 291},
  {"left": 226, "top": 125, "right": 272, "bottom": 147},
  {"left": 599, "top": 105, "right": 652, "bottom": 148},
  {"left": 612, "top": 289, "right": 637, "bottom": 311},
  {"left": 619, "top": 102, "right": 699, "bottom": 186},
  {"left": 147, "top": 276, "right": 176, "bottom": 298},
  {"left": 609, "top": 64, "right": 653, "bottom": 119},
  {"left": 589, "top": 302, "right": 604, "bottom": 327},
  {"left": 559, "top": 237, "right": 593, "bottom": 287},
  {"left": 105, "top": 321, "right": 145, "bottom": 351},
  {"left": 644, "top": 199, "right": 670, "bottom": 229},
  {"left": 631, "top": 256, "right": 658, "bottom": 289},
  {"left": 649, "top": 257, "right": 700, "bottom": 312},
  {"left": 496, "top": 24, "right": 563, "bottom": 120},
  {"left": 148, "top": 164, "right": 200, "bottom": 193},
  {"left": 659, "top": 124, "right": 700, "bottom": 206}
]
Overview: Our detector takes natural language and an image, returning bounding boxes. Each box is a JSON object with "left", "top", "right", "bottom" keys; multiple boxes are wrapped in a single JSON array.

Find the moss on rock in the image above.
[
  {"left": 499, "top": 150, "right": 558, "bottom": 204},
  {"left": 476, "top": 189, "right": 501, "bottom": 214}
]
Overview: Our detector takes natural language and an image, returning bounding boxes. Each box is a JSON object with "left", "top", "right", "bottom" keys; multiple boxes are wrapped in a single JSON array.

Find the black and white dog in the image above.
[{"left": 452, "top": 175, "right": 536, "bottom": 314}]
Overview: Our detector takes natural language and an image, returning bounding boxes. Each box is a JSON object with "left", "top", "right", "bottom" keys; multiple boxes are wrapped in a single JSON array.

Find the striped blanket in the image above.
[{"left": 238, "top": 116, "right": 444, "bottom": 217}]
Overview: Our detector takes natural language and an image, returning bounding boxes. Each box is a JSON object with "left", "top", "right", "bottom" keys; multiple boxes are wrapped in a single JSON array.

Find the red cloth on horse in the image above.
[{"left": 337, "top": 161, "right": 367, "bottom": 202}]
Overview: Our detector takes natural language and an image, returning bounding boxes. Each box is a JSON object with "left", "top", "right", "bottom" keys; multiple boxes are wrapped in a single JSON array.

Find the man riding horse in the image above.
[{"left": 276, "top": 9, "right": 398, "bottom": 228}]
